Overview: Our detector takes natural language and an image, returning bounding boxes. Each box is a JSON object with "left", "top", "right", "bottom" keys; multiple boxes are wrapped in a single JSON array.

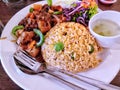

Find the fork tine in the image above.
[
  {"left": 13, "top": 50, "right": 85, "bottom": 90},
  {"left": 14, "top": 52, "right": 33, "bottom": 69},
  {"left": 14, "top": 50, "right": 120, "bottom": 90},
  {"left": 19, "top": 50, "right": 36, "bottom": 64},
  {"left": 14, "top": 50, "right": 42, "bottom": 72},
  {"left": 14, "top": 50, "right": 97, "bottom": 89},
  {"left": 18, "top": 50, "right": 42, "bottom": 72}
]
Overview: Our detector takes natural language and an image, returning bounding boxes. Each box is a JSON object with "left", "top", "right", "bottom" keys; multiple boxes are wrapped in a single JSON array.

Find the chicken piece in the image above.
[
  {"left": 26, "top": 46, "right": 40, "bottom": 57},
  {"left": 17, "top": 31, "right": 35, "bottom": 45},
  {"left": 38, "top": 20, "right": 51, "bottom": 33},
  {"left": 52, "top": 14, "right": 66, "bottom": 23},
  {"left": 51, "top": 5, "right": 63, "bottom": 11},
  {"left": 16, "top": 29, "right": 24, "bottom": 37},
  {"left": 17, "top": 31, "right": 40, "bottom": 57}
]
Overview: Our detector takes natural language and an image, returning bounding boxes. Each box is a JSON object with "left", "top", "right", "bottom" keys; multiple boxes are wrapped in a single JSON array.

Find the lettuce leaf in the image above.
[{"left": 87, "top": 4, "right": 98, "bottom": 19}]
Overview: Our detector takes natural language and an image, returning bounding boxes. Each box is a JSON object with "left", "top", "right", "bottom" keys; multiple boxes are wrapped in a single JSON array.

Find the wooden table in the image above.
[{"left": 0, "top": 0, "right": 120, "bottom": 90}]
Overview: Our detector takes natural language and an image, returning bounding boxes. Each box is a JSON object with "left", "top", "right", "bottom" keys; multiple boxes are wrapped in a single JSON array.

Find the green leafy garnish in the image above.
[
  {"left": 71, "top": 3, "right": 77, "bottom": 7},
  {"left": 71, "top": 52, "right": 75, "bottom": 60},
  {"left": 72, "top": 16, "right": 76, "bottom": 22},
  {"left": 47, "top": 0, "right": 52, "bottom": 6},
  {"left": 29, "top": 7, "right": 34, "bottom": 13},
  {"left": 88, "top": 44, "right": 94, "bottom": 54},
  {"left": 87, "top": 5, "right": 98, "bottom": 19},
  {"left": 53, "top": 11, "right": 62, "bottom": 15},
  {"left": 54, "top": 42, "right": 64, "bottom": 52}
]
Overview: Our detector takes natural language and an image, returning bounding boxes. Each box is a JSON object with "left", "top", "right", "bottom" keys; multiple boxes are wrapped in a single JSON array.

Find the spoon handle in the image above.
[
  {"left": 60, "top": 70, "right": 120, "bottom": 90},
  {"left": 45, "top": 69, "right": 84, "bottom": 90}
]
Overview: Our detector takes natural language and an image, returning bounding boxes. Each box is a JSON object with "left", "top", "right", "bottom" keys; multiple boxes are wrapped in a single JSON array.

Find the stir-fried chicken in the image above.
[
  {"left": 16, "top": 31, "right": 39, "bottom": 57},
  {"left": 18, "top": 4, "right": 66, "bottom": 33},
  {"left": 15, "top": 4, "right": 66, "bottom": 62},
  {"left": 17, "top": 31, "right": 35, "bottom": 45}
]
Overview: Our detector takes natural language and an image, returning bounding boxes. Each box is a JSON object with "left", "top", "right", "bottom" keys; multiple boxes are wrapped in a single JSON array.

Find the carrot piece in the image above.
[
  {"left": 33, "top": 4, "right": 42, "bottom": 11},
  {"left": 81, "top": 0, "right": 97, "bottom": 8},
  {"left": 29, "top": 13, "right": 34, "bottom": 19},
  {"left": 28, "top": 40, "right": 36, "bottom": 49},
  {"left": 26, "top": 13, "right": 31, "bottom": 18},
  {"left": 90, "top": 1, "right": 96, "bottom": 7},
  {"left": 81, "top": 2, "right": 89, "bottom": 8}
]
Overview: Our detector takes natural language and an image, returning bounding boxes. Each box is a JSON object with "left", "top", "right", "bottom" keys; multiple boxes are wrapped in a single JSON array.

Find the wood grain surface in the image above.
[{"left": 0, "top": 0, "right": 120, "bottom": 90}]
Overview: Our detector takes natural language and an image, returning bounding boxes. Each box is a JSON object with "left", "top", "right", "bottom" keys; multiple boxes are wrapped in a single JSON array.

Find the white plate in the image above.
[
  {"left": 99, "top": 0, "right": 117, "bottom": 4},
  {"left": 0, "top": 0, "right": 120, "bottom": 90}
]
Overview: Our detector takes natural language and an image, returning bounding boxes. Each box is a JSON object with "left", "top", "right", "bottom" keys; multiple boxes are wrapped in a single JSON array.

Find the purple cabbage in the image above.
[{"left": 63, "top": 1, "right": 90, "bottom": 26}]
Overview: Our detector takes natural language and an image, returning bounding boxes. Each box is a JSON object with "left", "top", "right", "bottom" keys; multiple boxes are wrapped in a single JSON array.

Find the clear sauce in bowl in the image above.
[{"left": 93, "top": 19, "right": 120, "bottom": 36}]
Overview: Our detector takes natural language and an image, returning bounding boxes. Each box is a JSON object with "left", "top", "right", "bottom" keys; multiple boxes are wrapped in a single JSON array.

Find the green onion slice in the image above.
[{"left": 54, "top": 42, "right": 64, "bottom": 52}]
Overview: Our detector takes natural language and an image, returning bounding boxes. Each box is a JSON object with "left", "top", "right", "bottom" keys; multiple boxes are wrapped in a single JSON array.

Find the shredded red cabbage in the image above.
[{"left": 63, "top": 1, "right": 90, "bottom": 26}]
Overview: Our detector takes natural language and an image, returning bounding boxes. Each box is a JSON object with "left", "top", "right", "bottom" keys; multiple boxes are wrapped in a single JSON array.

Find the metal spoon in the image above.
[
  {"left": 13, "top": 50, "right": 120, "bottom": 90},
  {"left": 13, "top": 50, "right": 84, "bottom": 90}
]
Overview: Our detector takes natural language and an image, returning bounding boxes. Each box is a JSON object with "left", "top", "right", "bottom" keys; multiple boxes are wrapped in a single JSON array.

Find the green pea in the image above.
[
  {"left": 54, "top": 42, "right": 64, "bottom": 52},
  {"left": 88, "top": 44, "right": 94, "bottom": 54}
]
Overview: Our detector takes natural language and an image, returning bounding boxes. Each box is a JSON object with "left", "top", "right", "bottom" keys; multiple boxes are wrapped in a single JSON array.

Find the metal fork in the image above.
[
  {"left": 13, "top": 50, "right": 120, "bottom": 90},
  {"left": 13, "top": 50, "right": 84, "bottom": 90}
]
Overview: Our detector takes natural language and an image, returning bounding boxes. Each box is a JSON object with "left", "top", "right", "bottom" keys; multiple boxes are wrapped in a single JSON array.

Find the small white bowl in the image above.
[
  {"left": 89, "top": 10, "right": 120, "bottom": 49},
  {"left": 99, "top": 0, "right": 117, "bottom": 4}
]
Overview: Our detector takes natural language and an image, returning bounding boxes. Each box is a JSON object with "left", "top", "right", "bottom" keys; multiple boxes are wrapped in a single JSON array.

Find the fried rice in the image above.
[{"left": 41, "top": 22, "right": 102, "bottom": 73}]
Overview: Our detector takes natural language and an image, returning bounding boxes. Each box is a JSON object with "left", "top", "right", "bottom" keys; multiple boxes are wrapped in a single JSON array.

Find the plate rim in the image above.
[{"left": 0, "top": 0, "right": 120, "bottom": 90}]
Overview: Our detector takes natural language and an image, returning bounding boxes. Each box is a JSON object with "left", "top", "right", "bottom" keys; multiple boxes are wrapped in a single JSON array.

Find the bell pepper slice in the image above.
[
  {"left": 12, "top": 25, "right": 24, "bottom": 36},
  {"left": 33, "top": 29, "right": 44, "bottom": 47},
  {"left": 53, "top": 11, "right": 62, "bottom": 15}
]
